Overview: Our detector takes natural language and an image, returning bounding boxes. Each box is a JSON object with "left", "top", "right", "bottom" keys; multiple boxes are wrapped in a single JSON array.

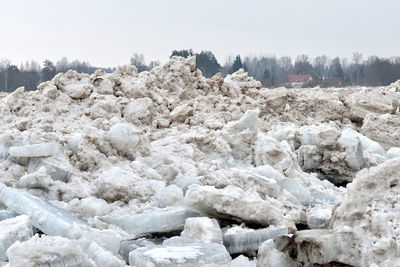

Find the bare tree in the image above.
[{"left": 130, "top": 53, "right": 148, "bottom": 72}]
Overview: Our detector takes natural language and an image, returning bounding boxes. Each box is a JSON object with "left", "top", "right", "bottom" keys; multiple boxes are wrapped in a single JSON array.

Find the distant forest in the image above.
[{"left": 1, "top": 50, "right": 400, "bottom": 92}]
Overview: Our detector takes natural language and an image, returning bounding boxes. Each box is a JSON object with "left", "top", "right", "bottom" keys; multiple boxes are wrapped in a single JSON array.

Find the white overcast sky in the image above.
[{"left": 1, "top": 0, "right": 399, "bottom": 67}]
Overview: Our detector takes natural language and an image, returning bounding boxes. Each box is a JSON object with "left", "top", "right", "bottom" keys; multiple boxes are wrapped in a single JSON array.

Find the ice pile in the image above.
[{"left": 0, "top": 55, "right": 400, "bottom": 265}]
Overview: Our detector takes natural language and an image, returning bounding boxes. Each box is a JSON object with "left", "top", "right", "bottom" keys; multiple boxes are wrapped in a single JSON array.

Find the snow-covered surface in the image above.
[{"left": 0, "top": 56, "right": 400, "bottom": 265}]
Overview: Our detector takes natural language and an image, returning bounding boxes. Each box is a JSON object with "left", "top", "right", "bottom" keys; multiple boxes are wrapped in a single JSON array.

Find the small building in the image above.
[{"left": 286, "top": 74, "right": 313, "bottom": 88}]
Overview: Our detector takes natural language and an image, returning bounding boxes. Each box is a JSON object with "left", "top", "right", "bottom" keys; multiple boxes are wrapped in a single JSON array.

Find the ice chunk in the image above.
[
  {"left": 340, "top": 128, "right": 385, "bottom": 156},
  {"left": 226, "top": 109, "right": 260, "bottom": 133},
  {"left": 279, "top": 178, "right": 311, "bottom": 204},
  {"left": 129, "top": 242, "right": 231, "bottom": 267},
  {"left": 287, "top": 230, "right": 360, "bottom": 266},
  {"left": 185, "top": 185, "right": 284, "bottom": 226},
  {"left": 101, "top": 207, "right": 202, "bottom": 236},
  {"left": 156, "top": 185, "right": 184, "bottom": 208},
  {"left": 315, "top": 128, "right": 340, "bottom": 148},
  {"left": 307, "top": 205, "right": 333, "bottom": 229},
  {"left": 54, "top": 70, "right": 93, "bottom": 99},
  {"left": 80, "top": 197, "right": 112, "bottom": 217},
  {"left": 67, "top": 134, "right": 84, "bottom": 154},
  {"left": 181, "top": 217, "right": 223, "bottom": 244},
  {"left": 109, "top": 123, "right": 141, "bottom": 154},
  {"left": 0, "top": 210, "right": 17, "bottom": 222},
  {"left": 86, "top": 242, "right": 125, "bottom": 267},
  {"left": 363, "top": 149, "right": 387, "bottom": 168},
  {"left": 96, "top": 166, "right": 156, "bottom": 203},
  {"left": 258, "top": 238, "right": 275, "bottom": 252},
  {"left": 172, "top": 174, "right": 201, "bottom": 193},
  {"left": 253, "top": 165, "right": 285, "bottom": 183},
  {"left": 301, "top": 133, "right": 316, "bottom": 146},
  {"left": 257, "top": 246, "right": 298, "bottom": 267},
  {"left": 387, "top": 147, "right": 400, "bottom": 159},
  {"left": 337, "top": 130, "right": 364, "bottom": 170},
  {"left": 229, "top": 255, "right": 257, "bottom": 267},
  {"left": 125, "top": 97, "right": 153, "bottom": 122},
  {"left": 223, "top": 226, "right": 288, "bottom": 254},
  {"left": 6, "top": 235, "right": 94, "bottom": 267},
  {"left": 298, "top": 145, "right": 321, "bottom": 170},
  {"left": 0, "top": 215, "right": 32, "bottom": 261},
  {"left": 170, "top": 103, "right": 193, "bottom": 123},
  {"left": 8, "top": 143, "right": 59, "bottom": 158},
  {"left": 28, "top": 155, "right": 72, "bottom": 182},
  {"left": 18, "top": 167, "right": 51, "bottom": 189}
]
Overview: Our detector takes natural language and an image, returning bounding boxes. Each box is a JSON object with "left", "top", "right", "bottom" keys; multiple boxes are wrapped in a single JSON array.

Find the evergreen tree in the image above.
[
  {"left": 229, "top": 55, "right": 244, "bottom": 74},
  {"left": 330, "top": 57, "right": 344, "bottom": 80},
  {"left": 42, "top": 60, "right": 57, "bottom": 82},
  {"left": 170, "top": 49, "right": 194, "bottom": 58},
  {"left": 195, "top": 50, "right": 220, "bottom": 77}
]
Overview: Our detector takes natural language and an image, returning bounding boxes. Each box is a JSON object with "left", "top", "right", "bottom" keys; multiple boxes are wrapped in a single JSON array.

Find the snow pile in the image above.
[{"left": 0, "top": 55, "right": 400, "bottom": 265}]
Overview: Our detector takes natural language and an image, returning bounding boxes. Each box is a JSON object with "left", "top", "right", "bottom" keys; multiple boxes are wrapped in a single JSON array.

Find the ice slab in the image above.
[
  {"left": 120, "top": 238, "right": 156, "bottom": 264},
  {"left": 101, "top": 207, "right": 202, "bottom": 236},
  {"left": 129, "top": 242, "right": 231, "bottom": 267},
  {"left": 0, "top": 183, "right": 120, "bottom": 253},
  {"left": 87, "top": 242, "right": 124, "bottom": 267},
  {"left": 181, "top": 217, "right": 223, "bottom": 244},
  {"left": 0, "top": 183, "right": 87, "bottom": 238},
  {"left": 185, "top": 185, "right": 284, "bottom": 226},
  {"left": 6, "top": 235, "right": 94, "bottom": 267},
  {"left": 223, "top": 226, "right": 288, "bottom": 254},
  {"left": 162, "top": 236, "right": 195, "bottom": 246},
  {"left": 0, "top": 215, "right": 32, "bottom": 261},
  {"left": 8, "top": 143, "right": 59, "bottom": 158}
]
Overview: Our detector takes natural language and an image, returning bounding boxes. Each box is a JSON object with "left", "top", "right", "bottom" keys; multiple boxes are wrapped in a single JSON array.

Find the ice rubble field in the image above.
[{"left": 1, "top": 56, "right": 400, "bottom": 266}]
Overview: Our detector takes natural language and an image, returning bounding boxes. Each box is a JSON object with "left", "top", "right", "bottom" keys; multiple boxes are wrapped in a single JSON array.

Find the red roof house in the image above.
[{"left": 286, "top": 74, "right": 313, "bottom": 88}]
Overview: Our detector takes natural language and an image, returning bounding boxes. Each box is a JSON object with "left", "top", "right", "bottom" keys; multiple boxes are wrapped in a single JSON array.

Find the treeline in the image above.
[
  {"left": 1, "top": 51, "right": 400, "bottom": 92},
  {"left": 0, "top": 58, "right": 114, "bottom": 92},
  {"left": 170, "top": 50, "right": 400, "bottom": 87}
]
